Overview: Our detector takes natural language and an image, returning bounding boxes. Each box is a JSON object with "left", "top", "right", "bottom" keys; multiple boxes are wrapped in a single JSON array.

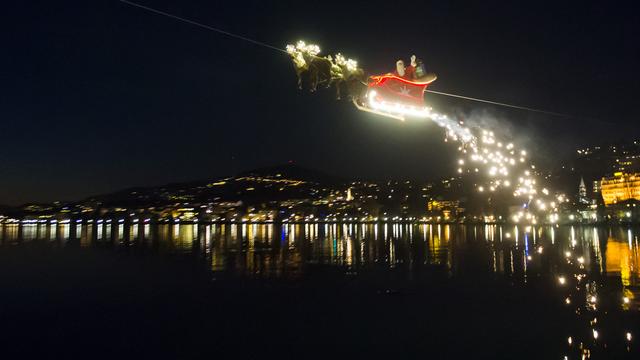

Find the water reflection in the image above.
[
  {"left": 1, "top": 222, "right": 638, "bottom": 356},
  {"left": 1, "top": 223, "right": 639, "bottom": 284},
  {"left": 0, "top": 224, "right": 636, "bottom": 276}
]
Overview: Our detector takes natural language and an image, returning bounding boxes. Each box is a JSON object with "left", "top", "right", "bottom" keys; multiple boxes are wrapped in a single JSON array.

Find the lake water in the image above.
[{"left": 1, "top": 222, "right": 638, "bottom": 358}]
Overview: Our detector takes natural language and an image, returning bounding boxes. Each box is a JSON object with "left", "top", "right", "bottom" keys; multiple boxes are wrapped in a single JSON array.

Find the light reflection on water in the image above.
[
  {"left": 1, "top": 223, "right": 638, "bottom": 283},
  {"left": 1, "top": 222, "right": 638, "bottom": 356}
]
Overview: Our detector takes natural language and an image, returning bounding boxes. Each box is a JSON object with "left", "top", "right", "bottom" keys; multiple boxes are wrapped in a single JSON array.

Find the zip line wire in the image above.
[
  {"left": 424, "top": 89, "right": 573, "bottom": 118},
  {"left": 119, "top": 0, "right": 287, "bottom": 54},
  {"left": 119, "top": 0, "right": 595, "bottom": 121}
]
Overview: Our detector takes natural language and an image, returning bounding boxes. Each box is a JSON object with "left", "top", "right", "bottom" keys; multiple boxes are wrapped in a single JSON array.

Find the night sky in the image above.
[{"left": 2, "top": 1, "right": 638, "bottom": 205}]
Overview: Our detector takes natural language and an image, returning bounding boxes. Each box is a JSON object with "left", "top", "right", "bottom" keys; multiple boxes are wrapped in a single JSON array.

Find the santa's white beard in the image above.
[{"left": 396, "top": 65, "right": 405, "bottom": 76}]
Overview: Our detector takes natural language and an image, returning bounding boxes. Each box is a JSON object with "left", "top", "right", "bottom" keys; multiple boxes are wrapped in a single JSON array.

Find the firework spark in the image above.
[{"left": 424, "top": 110, "right": 567, "bottom": 222}]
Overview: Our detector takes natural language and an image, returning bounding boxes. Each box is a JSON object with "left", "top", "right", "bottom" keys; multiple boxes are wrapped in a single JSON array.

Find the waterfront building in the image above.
[{"left": 601, "top": 172, "right": 640, "bottom": 206}]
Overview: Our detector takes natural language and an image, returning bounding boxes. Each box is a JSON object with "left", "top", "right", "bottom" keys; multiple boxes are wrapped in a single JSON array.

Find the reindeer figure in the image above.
[
  {"left": 286, "top": 42, "right": 365, "bottom": 99},
  {"left": 332, "top": 53, "right": 367, "bottom": 101},
  {"left": 304, "top": 53, "right": 333, "bottom": 92},
  {"left": 288, "top": 48, "right": 308, "bottom": 90},
  {"left": 286, "top": 42, "right": 332, "bottom": 92}
]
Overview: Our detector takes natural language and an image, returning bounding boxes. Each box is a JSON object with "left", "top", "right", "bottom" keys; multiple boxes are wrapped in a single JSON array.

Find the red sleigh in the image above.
[{"left": 353, "top": 73, "right": 437, "bottom": 121}]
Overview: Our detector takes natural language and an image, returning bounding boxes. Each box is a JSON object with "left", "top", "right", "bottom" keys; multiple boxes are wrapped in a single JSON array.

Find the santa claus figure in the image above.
[
  {"left": 411, "top": 54, "right": 425, "bottom": 79},
  {"left": 405, "top": 56, "right": 416, "bottom": 80},
  {"left": 394, "top": 58, "right": 417, "bottom": 80},
  {"left": 394, "top": 60, "right": 406, "bottom": 78}
]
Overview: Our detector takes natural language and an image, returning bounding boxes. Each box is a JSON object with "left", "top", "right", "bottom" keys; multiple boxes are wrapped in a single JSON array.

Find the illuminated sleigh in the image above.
[{"left": 353, "top": 74, "right": 437, "bottom": 121}]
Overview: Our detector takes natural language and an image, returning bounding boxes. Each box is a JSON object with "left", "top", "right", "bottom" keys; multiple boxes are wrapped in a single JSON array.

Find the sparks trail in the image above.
[{"left": 118, "top": 0, "right": 582, "bottom": 119}]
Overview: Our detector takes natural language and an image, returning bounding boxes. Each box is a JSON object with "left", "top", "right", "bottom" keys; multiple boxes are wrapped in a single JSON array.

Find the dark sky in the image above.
[{"left": 2, "top": 0, "right": 638, "bottom": 205}]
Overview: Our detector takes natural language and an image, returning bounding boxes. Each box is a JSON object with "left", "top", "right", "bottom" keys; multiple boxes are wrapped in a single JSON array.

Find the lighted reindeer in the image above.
[
  {"left": 286, "top": 42, "right": 333, "bottom": 92},
  {"left": 331, "top": 53, "right": 367, "bottom": 101},
  {"left": 286, "top": 42, "right": 366, "bottom": 101}
]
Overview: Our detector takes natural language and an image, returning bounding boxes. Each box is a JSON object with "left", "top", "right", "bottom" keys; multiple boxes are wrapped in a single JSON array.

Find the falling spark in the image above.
[{"left": 428, "top": 112, "right": 567, "bottom": 223}]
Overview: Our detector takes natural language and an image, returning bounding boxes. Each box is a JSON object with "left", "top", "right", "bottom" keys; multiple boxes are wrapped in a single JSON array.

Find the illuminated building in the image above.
[
  {"left": 427, "top": 199, "right": 464, "bottom": 221},
  {"left": 601, "top": 172, "right": 640, "bottom": 206}
]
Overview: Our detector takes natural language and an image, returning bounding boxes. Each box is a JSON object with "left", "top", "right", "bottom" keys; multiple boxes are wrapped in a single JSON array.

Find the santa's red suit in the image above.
[
  {"left": 404, "top": 65, "right": 416, "bottom": 80},
  {"left": 394, "top": 65, "right": 416, "bottom": 80}
]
